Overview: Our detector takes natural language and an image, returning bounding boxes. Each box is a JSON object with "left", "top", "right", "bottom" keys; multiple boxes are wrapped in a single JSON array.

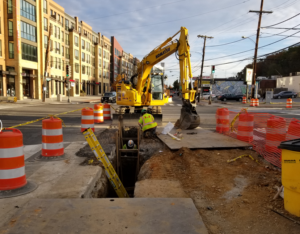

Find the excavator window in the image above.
[{"left": 151, "top": 74, "right": 164, "bottom": 100}]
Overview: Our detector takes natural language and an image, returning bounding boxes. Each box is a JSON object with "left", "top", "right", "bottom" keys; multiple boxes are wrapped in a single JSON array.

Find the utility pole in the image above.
[
  {"left": 249, "top": 0, "right": 272, "bottom": 98},
  {"left": 43, "top": 25, "right": 52, "bottom": 102},
  {"left": 197, "top": 35, "right": 213, "bottom": 103}
]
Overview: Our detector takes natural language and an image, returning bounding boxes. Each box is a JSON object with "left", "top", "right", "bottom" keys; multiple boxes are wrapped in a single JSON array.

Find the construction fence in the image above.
[{"left": 216, "top": 108, "right": 300, "bottom": 168}]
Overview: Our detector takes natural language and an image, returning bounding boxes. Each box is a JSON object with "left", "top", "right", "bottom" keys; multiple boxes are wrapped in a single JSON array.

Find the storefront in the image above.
[
  {"left": 6, "top": 67, "right": 16, "bottom": 97},
  {"left": 0, "top": 75, "right": 3, "bottom": 96},
  {"left": 22, "top": 70, "right": 31, "bottom": 98}
]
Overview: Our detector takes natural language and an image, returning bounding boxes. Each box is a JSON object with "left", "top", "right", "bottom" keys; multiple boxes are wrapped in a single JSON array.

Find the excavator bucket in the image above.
[{"left": 175, "top": 101, "right": 200, "bottom": 130}]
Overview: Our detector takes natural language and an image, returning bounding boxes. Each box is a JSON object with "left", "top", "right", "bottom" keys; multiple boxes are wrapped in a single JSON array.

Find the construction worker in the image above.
[
  {"left": 138, "top": 109, "right": 157, "bottom": 137},
  {"left": 123, "top": 140, "right": 137, "bottom": 149}
]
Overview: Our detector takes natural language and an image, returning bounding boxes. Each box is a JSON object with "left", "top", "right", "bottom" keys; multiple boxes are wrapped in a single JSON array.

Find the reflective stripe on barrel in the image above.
[
  {"left": 265, "top": 117, "right": 286, "bottom": 154},
  {"left": 94, "top": 104, "right": 104, "bottom": 123},
  {"left": 81, "top": 108, "right": 94, "bottom": 132},
  {"left": 42, "top": 117, "right": 64, "bottom": 157},
  {"left": 0, "top": 128, "right": 27, "bottom": 190},
  {"left": 286, "top": 98, "right": 292, "bottom": 108},
  {"left": 103, "top": 104, "right": 111, "bottom": 120},
  {"left": 216, "top": 108, "right": 229, "bottom": 133},
  {"left": 237, "top": 113, "right": 254, "bottom": 142}
]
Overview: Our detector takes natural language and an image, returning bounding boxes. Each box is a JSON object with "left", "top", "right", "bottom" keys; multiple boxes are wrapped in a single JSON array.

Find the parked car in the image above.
[
  {"left": 202, "top": 92, "right": 216, "bottom": 100},
  {"left": 101, "top": 92, "right": 116, "bottom": 103},
  {"left": 218, "top": 93, "right": 244, "bottom": 102},
  {"left": 273, "top": 91, "right": 297, "bottom": 99}
]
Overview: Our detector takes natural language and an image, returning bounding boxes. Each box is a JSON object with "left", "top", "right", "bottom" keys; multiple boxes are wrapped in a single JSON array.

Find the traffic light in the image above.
[
  {"left": 66, "top": 65, "right": 69, "bottom": 77},
  {"left": 212, "top": 65, "right": 215, "bottom": 74},
  {"left": 66, "top": 65, "right": 72, "bottom": 78}
]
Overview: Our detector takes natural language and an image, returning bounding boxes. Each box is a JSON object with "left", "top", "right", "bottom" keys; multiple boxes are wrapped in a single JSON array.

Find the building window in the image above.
[
  {"left": 9, "top": 42, "right": 14, "bottom": 59},
  {"left": 57, "top": 28, "right": 60, "bottom": 39},
  {"left": 66, "top": 48, "right": 70, "bottom": 59},
  {"left": 82, "top": 65, "right": 85, "bottom": 74},
  {"left": 8, "top": 21, "right": 13, "bottom": 37},
  {"left": 76, "top": 80, "right": 79, "bottom": 94},
  {"left": 21, "top": 21, "right": 36, "bottom": 42},
  {"left": 75, "top": 50, "right": 79, "bottom": 60},
  {"left": 99, "top": 48, "right": 102, "bottom": 57},
  {"left": 82, "top": 39, "right": 85, "bottom": 49},
  {"left": 61, "top": 17, "right": 64, "bottom": 26},
  {"left": 20, "top": 0, "right": 36, "bottom": 22},
  {"left": 65, "top": 19, "right": 69, "bottom": 30},
  {"left": 54, "top": 26, "right": 57, "bottom": 37},
  {"left": 61, "top": 31, "right": 64, "bottom": 42},
  {"left": 65, "top": 33, "right": 69, "bottom": 45},
  {"left": 44, "top": 35, "right": 48, "bottom": 49},
  {"left": 44, "top": 18, "right": 48, "bottom": 31},
  {"left": 0, "top": 40, "right": 2, "bottom": 57},
  {"left": 99, "top": 59, "right": 101, "bottom": 67},
  {"left": 7, "top": 0, "right": 13, "bottom": 14},
  {"left": 75, "top": 63, "right": 79, "bottom": 73},
  {"left": 62, "top": 60, "right": 64, "bottom": 71},
  {"left": 82, "top": 52, "right": 85, "bottom": 62},
  {"left": 78, "top": 27, "right": 81, "bottom": 33},
  {"left": 43, "top": 0, "right": 47, "bottom": 14},
  {"left": 21, "top": 43, "right": 37, "bottom": 62},
  {"left": 74, "top": 36, "right": 78, "bottom": 46},
  {"left": 62, "top": 46, "right": 64, "bottom": 56}
]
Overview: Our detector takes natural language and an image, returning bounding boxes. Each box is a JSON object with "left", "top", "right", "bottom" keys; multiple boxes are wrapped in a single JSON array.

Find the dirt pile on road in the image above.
[{"left": 138, "top": 147, "right": 300, "bottom": 234}]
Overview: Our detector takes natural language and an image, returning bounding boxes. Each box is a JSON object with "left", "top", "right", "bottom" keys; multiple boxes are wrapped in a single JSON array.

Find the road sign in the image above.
[{"left": 246, "top": 68, "right": 253, "bottom": 85}]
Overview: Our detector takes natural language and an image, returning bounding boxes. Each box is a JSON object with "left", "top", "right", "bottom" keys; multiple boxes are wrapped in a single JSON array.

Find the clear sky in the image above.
[{"left": 59, "top": 0, "right": 300, "bottom": 86}]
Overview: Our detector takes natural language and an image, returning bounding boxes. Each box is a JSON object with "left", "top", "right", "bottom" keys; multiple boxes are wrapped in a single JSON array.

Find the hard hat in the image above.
[
  {"left": 141, "top": 109, "right": 147, "bottom": 114},
  {"left": 128, "top": 140, "right": 134, "bottom": 147}
]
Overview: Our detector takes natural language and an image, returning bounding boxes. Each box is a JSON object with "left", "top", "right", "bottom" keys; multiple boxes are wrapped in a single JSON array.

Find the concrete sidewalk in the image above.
[{"left": 5, "top": 95, "right": 103, "bottom": 105}]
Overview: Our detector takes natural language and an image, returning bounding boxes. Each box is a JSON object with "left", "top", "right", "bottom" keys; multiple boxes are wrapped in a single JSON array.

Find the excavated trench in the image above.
[{"left": 76, "top": 127, "right": 164, "bottom": 198}]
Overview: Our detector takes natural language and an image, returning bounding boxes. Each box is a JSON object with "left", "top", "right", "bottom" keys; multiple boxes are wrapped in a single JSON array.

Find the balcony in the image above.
[
  {"left": 8, "top": 30, "right": 14, "bottom": 41},
  {"left": 7, "top": 8, "right": 13, "bottom": 19}
]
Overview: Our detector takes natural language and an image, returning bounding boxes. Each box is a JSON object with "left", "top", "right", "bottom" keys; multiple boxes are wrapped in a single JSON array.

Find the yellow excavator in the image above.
[{"left": 114, "top": 27, "right": 200, "bottom": 130}]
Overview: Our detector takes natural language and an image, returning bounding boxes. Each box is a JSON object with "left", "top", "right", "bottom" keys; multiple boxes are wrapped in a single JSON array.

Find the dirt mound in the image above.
[{"left": 138, "top": 147, "right": 300, "bottom": 234}]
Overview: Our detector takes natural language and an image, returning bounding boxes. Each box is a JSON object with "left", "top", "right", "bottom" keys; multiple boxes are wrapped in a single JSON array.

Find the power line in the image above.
[
  {"left": 206, "top": 35, "right": 256, "bottom": 47},
  {"left": 261, "top": 32, "right": 300, "bottom": 38},
  {"left": 262, "top": 12, "right": 300, "bottom": 28},
  {"left": 167, "top": 40, "right": 300, "bottom": 71},
  {"left": 204, "top": 30, "right": 300, "bottom": 61},
  {"left": 262, "top": 26, "right": 300, "bottom": 30},
  {"left": 99, "top": 0, "right": 251, "bottom": 31}
]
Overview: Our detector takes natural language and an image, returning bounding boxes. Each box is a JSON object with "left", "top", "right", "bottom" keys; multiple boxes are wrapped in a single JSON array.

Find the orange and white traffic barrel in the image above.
[
  {"left": 286, "top": 98, "right": 292, "bottom": 108},
  {"left": 242, "top": 96, "right": 247, "bottom": 104},
  {"left": 250, "top": 98, "right": 255, "bottom": 107},
  {"left": 256, "top": 98, "right": 259, "bottom": 106},
  {"left": 265, "top": 116, "right": 286, "bottom": 154},
  {"left": 216, "top": 108, "right": 229, "bottom": 133},
  {"left": 94, "top": 104, "right": 104, "bottom": 124},
  {"left": 0, "top": 128, "right": 26, "bottom": 190},
  {"left": 103, "top": 103, "right": 111, "bottom": 120},
  {"left": 236, "top": 112, "right": 254, "bottom": 142},
  {"left": 81, "top": 107, "right": 94, "bottom": 132},
  {"left": 42, "top": 117, "right": 64, "bottom": 157},
  {"left": 286, "top": 119, "right": 300, "bottom": 141}
]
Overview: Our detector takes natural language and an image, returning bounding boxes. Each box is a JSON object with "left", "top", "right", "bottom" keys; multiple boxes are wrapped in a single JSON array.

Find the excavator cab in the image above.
[{"left": 151, "top": 74, "right": 164, "bottom": 101}]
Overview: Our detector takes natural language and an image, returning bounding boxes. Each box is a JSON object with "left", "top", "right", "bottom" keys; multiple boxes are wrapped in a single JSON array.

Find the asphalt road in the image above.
[{"left": 1, "top": 96, "right": 300, "bottom": 145}]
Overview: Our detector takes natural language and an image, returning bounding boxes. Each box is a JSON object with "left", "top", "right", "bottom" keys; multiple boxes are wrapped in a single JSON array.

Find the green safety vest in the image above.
[
  {"left": 123, "top": 144, "right": 137, "bottom": 149},
  {"left": 138, "top": 114, "right": 157, "bottom": 132}
]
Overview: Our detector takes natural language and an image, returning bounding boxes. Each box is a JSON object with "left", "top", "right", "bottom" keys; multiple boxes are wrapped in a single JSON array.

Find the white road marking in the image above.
[
  {"left": 177, "top": 104, "right": 182, "bottom": 106},
  {"left": 169, "top": 104, "right": 174, "bottom": 106}
]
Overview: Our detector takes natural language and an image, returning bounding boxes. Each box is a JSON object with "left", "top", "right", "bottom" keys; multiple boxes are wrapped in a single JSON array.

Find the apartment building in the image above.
[
  {"left": 0, "top": 0, "right": 111, "bottom": 100},
  {"left": 110, "top": 36, "right": 140, "bottom": 90}
]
